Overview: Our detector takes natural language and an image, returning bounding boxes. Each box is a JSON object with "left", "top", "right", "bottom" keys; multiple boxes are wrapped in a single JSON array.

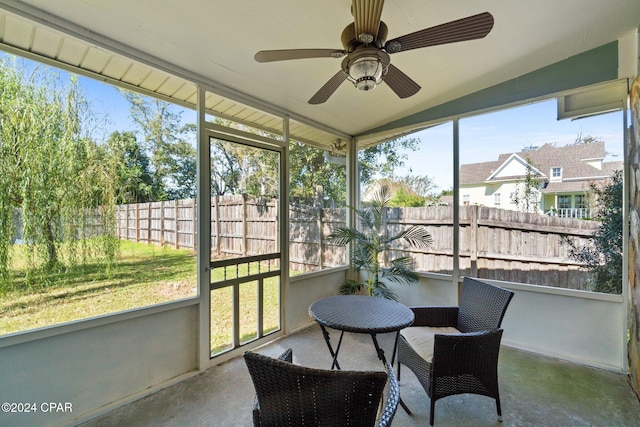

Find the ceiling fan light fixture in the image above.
[{"left": 348, "top": 56, "right": 383, "bottom": 91}]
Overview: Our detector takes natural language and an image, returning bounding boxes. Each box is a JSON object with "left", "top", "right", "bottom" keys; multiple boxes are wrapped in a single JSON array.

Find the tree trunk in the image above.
[{"left": 45, "top": 220, "right": 58, "bottom": 265}]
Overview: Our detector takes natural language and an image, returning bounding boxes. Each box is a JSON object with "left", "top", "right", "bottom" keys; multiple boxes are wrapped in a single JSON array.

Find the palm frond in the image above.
[
  {"left": 369, "top": 185, "right": 391, "bottom": 210},
  {"left": 369, "top": 186, "right": 391, "bottom": 230},
  {"left": 383, "top": 225, "right": 433, "bottom": 248},
  {"left": 357, "top": 207, "right": 375, "bottom": 231},
  {"left": 327, "top": 226, "right": 367, "bottom": 247},
  {"left": 339, "top": 279, "right": 364, "bottom": 295},
  {"left": 390, "top": 256, "right": 413, "bottom": 269},
  {"left": 381, "top": 256, "right": 420, "bottom": 283}
]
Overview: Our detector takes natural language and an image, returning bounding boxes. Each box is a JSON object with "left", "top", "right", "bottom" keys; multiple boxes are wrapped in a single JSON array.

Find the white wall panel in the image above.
[
  {"left": 0, "top": 304, "right": 198, "bottom": 426},
  {"left": 500, "top": 282, "right": 624, "bottom": 370}
]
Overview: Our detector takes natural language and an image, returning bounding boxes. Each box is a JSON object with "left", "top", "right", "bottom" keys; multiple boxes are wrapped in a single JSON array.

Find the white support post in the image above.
[
  {"left": 453, "top": 118, "right": 460, "bottom": 286},
  {"left": 197, "top": 85, "right": 212, "bottom": 371},
  {"left": 281, "top": 116, "right": 290, "bottom": 334},
  {"left": 346, "top": 137, "right": 358, "bottom": 283}
]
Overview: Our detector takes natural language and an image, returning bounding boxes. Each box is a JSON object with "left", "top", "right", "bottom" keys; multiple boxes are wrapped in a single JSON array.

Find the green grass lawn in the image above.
[
  {"left": 210, "top": 279, "right": 280, "bottom": 355},
  {"left": 0, "top": 241, "right": 198, "bottom": 335},
  {"left": 0, "top": 241, "right": 281, "bottom": 354}
]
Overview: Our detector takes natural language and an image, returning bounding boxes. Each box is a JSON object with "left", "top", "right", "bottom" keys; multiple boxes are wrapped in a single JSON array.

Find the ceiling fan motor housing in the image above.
[{"left": 341, "top": 21, "right": 389, "bottom": 51}]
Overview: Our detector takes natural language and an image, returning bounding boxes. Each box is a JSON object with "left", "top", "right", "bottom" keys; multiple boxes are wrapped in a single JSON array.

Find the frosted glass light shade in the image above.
[{"left": 349, "top": 56, "right": 383, "bottom": 91}]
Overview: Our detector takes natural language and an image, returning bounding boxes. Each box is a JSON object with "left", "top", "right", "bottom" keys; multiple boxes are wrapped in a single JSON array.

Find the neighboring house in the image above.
[{"left": 459, "top": 142, "right": 623, "bottom": 218}]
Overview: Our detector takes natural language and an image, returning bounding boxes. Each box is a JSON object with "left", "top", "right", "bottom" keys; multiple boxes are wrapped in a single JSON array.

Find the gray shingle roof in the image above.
[
  {"left": 460, "top": 142, "right": 620, "bottom": 185},
  {"left": 460, "top": 160, "right": 503, "bottom": 183}
]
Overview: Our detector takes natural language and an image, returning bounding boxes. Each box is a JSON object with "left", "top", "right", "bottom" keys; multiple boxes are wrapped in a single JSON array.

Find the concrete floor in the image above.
[{"left": 82, "top": 325, "right": 640, "bottom": 426}]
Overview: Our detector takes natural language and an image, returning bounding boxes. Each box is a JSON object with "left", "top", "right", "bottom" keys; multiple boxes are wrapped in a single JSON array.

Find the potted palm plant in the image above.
[{"left": 327, "top": 186, "right": 433, "bottom": 300}]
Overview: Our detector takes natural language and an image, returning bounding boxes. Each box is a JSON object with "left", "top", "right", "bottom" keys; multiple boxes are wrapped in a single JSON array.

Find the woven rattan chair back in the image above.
[
  {"left": 244, "top": 349, "right": 399, "bottom": 427},
  {"left": 457, "top": 277, "right": 514, "bottom": 333}
]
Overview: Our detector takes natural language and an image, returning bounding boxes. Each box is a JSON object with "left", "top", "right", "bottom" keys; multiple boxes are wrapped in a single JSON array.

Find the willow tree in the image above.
[{"left": 0, "top": 59, "right": 117, "bottom": 282}]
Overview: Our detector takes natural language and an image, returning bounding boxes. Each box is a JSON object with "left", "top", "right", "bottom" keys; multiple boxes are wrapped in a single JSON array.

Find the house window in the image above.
[
  {"left": 575, "top": 194, "right": 587, "bottom": 209},
  {"left": 494, "top": 192, "right": 501, "bottom": 207},
  {"left": 558, "top": 195, "right": 571, "bottom": 209},
  {"left": 552, "top": 167, "right": 562, "bottom": 178},
  {"left": 463, "top": 194, "right": 470, "bottom": 205}
]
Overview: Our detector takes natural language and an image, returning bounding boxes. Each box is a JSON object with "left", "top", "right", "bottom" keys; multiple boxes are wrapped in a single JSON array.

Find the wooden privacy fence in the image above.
[
  {"left": 116, "top": 197, "right": 600, "bottom": 290},
  {"left": 116, "top": 199, "right": 198, "bottom": 249},
  {"left": 115, "top": 196, "right": 346, "bottom": 272},
  {"left": 386, "top": 205, "right": 599, "bottom": 290},
  {"left": 289, "top": 204, "right": 346, "bottom": 271}
]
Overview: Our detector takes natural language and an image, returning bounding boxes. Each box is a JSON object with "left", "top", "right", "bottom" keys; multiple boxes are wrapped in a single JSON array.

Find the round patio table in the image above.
[{"left": 309, "top": 295, "right": 414, "bottom": 371}]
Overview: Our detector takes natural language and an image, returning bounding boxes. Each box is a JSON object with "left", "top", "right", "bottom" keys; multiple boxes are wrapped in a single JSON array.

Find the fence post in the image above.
[
  {"left": 147, "top": 202, "right": 152, "bottom": 244},
  {"left": 174, "top": 200, "right": 179, "bottom": 249},
  {"left": 215, "top": 196, "right": 221, "bottom": 255},
  {"left": 135, "top": 203, "right": 140, "bottom": 243},
  {"left": 275, "top": 199, "right": 279, "bottom": 256},
  {"left": 317, "top": 207, "right": 323, "bottom": 269},
  {"left": 470, "top": 205, "right": 478, "bottom": 277},
  {"left": 116, "top": 206, "right": 121, "bottom": 239},
  {"left": 160, "top": 201, "right": 165, "bottom": 246},
  {"left": 242, "top": 194, "right": 248, "bottom": 256},
  {"left": 192, "top": 198, "right": 197, "bottom": 251}
]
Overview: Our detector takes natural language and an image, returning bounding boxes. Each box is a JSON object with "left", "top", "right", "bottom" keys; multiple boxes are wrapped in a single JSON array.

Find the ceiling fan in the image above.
[{"left": 254, "top": 0, "right": 494, "bottom": 104}]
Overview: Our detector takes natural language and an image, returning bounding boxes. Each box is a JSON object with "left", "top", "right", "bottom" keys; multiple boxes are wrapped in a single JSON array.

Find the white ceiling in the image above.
[{"left": 0, "top": 0, "right": 639, "bottom": 149}]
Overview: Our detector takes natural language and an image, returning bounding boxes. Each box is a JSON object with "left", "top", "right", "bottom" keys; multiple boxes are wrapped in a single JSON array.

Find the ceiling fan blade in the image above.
[
  {"left": 255, "top": 49, "right": 346, "bottom": 63},
  {"left": 308, "top": 70, "right": 349, "bottom": 104},
  {"left": 383, "top": 64, "right": 421, "bottom": 99},
  {"left": 352, "top": 0, "right": 385, "bottom": 41},
  {"left": 386, "top": 12, "right": 494, "bottom": 53}
]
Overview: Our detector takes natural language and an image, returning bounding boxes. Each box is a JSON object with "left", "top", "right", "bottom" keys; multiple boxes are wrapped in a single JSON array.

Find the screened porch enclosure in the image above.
[{"left": 0, "top": 1, "right": 639, "bottom": 426}]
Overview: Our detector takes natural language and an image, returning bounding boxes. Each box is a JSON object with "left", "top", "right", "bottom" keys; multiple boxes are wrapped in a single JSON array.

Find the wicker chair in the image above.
[
  {"left": 397, "top": 277, "right": 514, "bottom": 425},
  {"left": 244, "top": 348, "right": 400, "bottom": 427}
]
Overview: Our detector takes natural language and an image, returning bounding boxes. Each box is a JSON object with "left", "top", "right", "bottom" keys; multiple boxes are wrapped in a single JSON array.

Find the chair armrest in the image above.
[
  {"left": 278, "top": 348, "right": 293, "bottom": 363},
  {"left": 376, "top": 362, "right": 400, "bottom": 427},
  {"left": 410, "top": 306, "right": 459, "bottom": 327}
]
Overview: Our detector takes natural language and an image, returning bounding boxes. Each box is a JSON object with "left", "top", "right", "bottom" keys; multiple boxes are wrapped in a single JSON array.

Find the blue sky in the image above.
[
  {"left": 397, "top": 100, "right": 624, "bottom": 191},
  {"left": 76, "top": 75, "right": 198, "bottom": 143},
  {"left": 75, "top": 75, "right": 628, "bottom": 193},
  {"left": 6, "top": 53, "right": 624, "bottom": 193},
  {"left": 78, "top": 78, "right": 136, "bottom": 137}
]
